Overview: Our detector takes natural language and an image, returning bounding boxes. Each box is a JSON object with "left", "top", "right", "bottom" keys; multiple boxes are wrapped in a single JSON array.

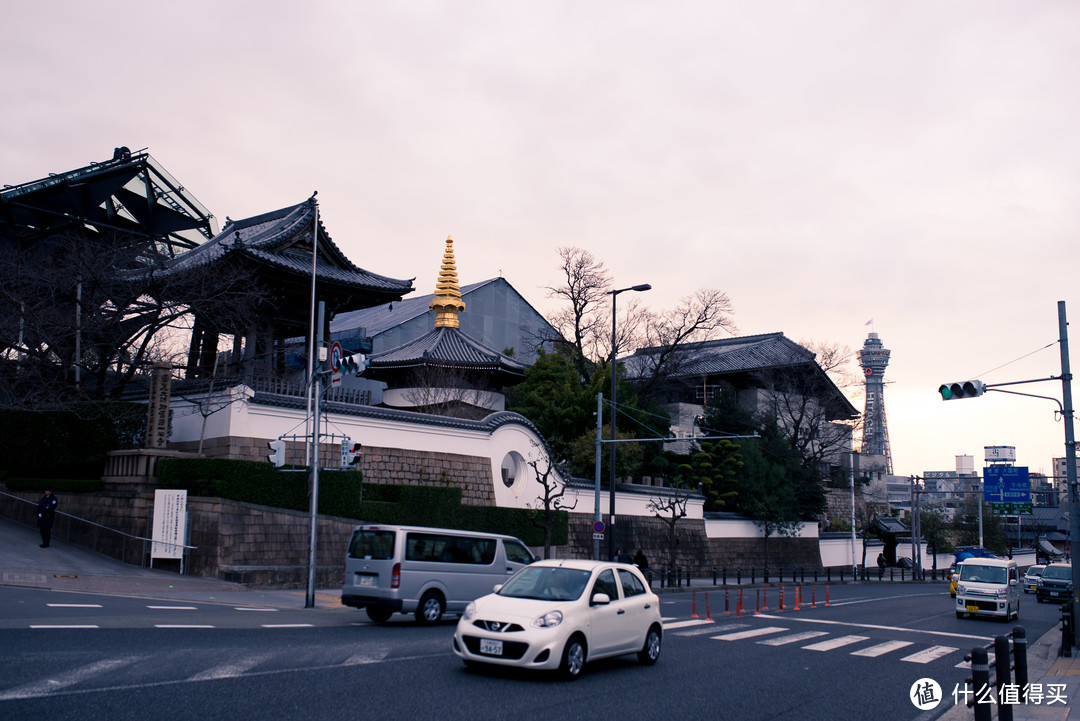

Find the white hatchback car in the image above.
[{"left": 452, "top": 559, "right": 662, "bottom": 679}]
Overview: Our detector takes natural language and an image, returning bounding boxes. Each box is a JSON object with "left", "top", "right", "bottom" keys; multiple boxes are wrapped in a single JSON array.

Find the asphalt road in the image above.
[{"left": 1, "top": 581, "right": 1059, "bottom": 721}]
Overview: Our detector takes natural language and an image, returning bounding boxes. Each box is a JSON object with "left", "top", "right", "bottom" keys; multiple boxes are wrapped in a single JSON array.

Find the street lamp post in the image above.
[{"left": 608, "top": 283, "right": 651, "bottom": 561}]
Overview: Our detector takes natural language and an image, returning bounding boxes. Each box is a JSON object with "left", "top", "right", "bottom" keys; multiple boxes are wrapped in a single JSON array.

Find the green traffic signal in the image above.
[{"left": 938, "top": 380, "right": 986, "bottom": 400}]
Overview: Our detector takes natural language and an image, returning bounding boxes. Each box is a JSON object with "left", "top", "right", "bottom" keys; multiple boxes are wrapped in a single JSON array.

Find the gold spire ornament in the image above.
[{"left": 429, "top": 235, "right": 466, "bottom": 328}]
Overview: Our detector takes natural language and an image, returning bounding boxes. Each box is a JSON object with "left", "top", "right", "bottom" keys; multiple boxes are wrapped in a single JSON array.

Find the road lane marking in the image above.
[
  {"left": 147, "top": 606, "right": 198, "bottom": 610},
  {"left": 713, "top": 626, "right": 788, "bottom": 641},
  {"left": 851, "top": 640, "right": 914, "bottom": 657},
  {"left": 189, "top": 653, "right": 275, "bottom": 681},
  {"left": 154, "top": 625, "right": 215, "bottom": 629},
  {"left": 30, "top": 625, "right": 99, "bottom": 629},
  {"left": 758, "top": 631, "right": 829, "bottom": 646},
  {"left": 901, "top": 645, "right": 958, "bottom": 664},
  {"left": 46, "top": 604, "right": 102, "bottom": 608},
  {"left": 663, "top": 619, "right": 714, "bottom": 630},
  {"left": 261, "top": 624, "right": 314, "bottom": 628},
  {"left": 752, "top": 613, "right": 993, "bottom": 643},
  {"left": 802, "top": 635, "right": 869, "bottom": 651},
  {"left": 0, "top": 657, "right": 139, "bottom": 700},
  {"left": 234, "top": 607, "right": 278, "bottom": 612}
]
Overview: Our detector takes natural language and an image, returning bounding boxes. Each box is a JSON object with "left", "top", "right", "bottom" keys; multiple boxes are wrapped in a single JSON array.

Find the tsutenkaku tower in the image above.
[{"left": 858, "top": 331, "right": 893, "bottom": 474}]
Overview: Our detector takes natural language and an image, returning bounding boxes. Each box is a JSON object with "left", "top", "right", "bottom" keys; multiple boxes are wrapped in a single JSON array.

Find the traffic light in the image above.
[
  {"left": 268, "top": 439, "right": 287, "bottom": 467},
  {"left": 938, "top": 380, "right": 986, "bottom": 401},
  {"left": 341, "top": 353, "right": 368, "bottom": 376}
]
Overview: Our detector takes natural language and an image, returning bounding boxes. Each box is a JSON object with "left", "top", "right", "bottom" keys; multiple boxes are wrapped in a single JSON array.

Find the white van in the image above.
[
  {"left": 954, "top": 557, "right": 1020, "bottom": 621},
  {"left": 341, "top": 524, "right": 536, "bottom": 624}
]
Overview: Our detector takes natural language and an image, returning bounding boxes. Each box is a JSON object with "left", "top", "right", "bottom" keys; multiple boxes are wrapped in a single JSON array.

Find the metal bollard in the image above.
[
  {"left": 712, "top": 566, "right": 717, "bottom": 585},
  {"left": 1061, "top": 602, "right": 1074, "bottom": 658},
  {"left": 722, "top": 567, "right": 727, "bottom": 586},
  {"left": 995, "top": 635, "right": 1013, "bottom": 721},
  {"left": 969, "top": 646, "right": 992, "bottom": 721},
  {"left": 736, "top": 567, "right": 741, "bottom": 586},
  {"left": 1012, "top": 626, "right": 1028, "bottom": 700}
]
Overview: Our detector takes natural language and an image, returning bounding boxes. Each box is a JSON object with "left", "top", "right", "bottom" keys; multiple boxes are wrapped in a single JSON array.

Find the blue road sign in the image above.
[
  {"left": 593, "top": 520, "right": 606, "bottom": 534},
  {"left": 983, "top": 466, "right": 1031, "bottom": 504}
]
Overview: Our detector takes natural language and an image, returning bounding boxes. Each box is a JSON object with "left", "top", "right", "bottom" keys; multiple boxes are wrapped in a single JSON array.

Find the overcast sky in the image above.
[{"left": 5, "top": 1, "right": 1079, "bottom": 479}]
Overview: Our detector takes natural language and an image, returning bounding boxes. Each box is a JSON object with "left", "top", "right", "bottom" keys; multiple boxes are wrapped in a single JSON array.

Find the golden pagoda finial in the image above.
[{"left": 429, "top": 235, "right": 465, "bottom": 328}]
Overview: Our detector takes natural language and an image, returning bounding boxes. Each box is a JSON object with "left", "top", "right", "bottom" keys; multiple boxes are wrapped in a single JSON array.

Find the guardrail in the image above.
[{"left": 0, "top": 488, "right": 196, "bottom": 571}]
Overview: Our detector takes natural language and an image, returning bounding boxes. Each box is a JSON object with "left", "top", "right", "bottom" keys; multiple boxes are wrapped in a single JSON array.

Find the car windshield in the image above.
[
  {"left": 1043, "top": 566, "right": 1071, "bottom": 580},
  {"left": 498, "top": 567, "right": 593, "bottom": 601},
  {"left": 1027, "top": 567, "right": 1045, "bottom": 577},
  {"left": 959, "top": 564, "right": 1007, "bottom": 584}
]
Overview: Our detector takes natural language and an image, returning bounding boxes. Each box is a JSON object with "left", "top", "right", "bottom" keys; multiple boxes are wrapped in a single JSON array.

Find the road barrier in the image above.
[
  {"left": 705, "top": 592, "right": 712, "bottom": 620},
  {"left": 691, "top": 590, "right": 699, "bottom": 618},
  {"left": 962, "top": 626, "right": 1028, "bottom": 721}
]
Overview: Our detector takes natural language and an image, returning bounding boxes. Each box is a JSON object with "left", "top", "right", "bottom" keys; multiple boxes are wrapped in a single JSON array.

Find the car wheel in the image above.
[
  {"left": 956, "top": 611, "right": 964, "bottom": 619},
  {"left": 415, "top": 591, "right": 445, "bottom": 625},
  {"left": 1037, "top": 596, "right": 1045, "bottom": 603},
  {"left": 638, "top": 625, "right": 662, "bottom": 666},
  {"left": 366, "top": 606, "right": 393, "bottom": 623},
  {"left": 560, "top": 635, "right": 587, "bottom": 680}
]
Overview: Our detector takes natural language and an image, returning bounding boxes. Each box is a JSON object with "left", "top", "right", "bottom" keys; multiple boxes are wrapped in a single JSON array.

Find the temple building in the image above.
[{"left": 362, "top": 236, "right": 528, "bottom": 418}]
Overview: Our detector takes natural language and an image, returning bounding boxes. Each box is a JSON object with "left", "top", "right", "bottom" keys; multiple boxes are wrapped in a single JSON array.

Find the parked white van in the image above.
[
  {"left": 954, "top": 557, "right": 1020, "bottom": 621},
  {"left": 341, "top": 524, "right": 536, "bottom": 624}
]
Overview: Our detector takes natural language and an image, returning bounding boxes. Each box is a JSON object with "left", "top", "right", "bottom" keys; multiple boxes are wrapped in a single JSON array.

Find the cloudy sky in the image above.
[{"left": 5, "top": 1, "right": 1078, "bottom": 479}]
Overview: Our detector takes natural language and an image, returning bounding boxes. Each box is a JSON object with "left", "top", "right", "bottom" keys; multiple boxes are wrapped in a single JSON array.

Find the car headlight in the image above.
[
  {"left": 956, "top": 584, "right": 966, "bottom": 595},
  {"left": 995, "top": 589, "right": 1007, "bottom": 598},
  {"left": 463, "top": 602, "right": 477, "bottom": 620},
  {"left": 532, "top": 610, "right": 563, "bottom": 629}
]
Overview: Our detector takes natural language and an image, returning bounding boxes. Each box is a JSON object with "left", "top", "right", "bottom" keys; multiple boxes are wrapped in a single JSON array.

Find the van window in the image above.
[
  {"left": 406, "top": 532, "right": 496, "bottom": 565},
  {"left": 348, "top": 530, "right": 395, "bottom": 560},
  {"left": 504, "top": 540, "right": 533, "bottom": 565},
  {"left": 959, "top": 564, "right": 1007, "bottom": 584}
]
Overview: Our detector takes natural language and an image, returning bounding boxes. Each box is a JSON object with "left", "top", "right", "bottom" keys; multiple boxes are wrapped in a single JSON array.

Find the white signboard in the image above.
[
  {"left": 152, "top": 489, "right": 187, "bottom": 560},
  {"left": 985, "top": 446, "right": 1016, "bottom": 464}
]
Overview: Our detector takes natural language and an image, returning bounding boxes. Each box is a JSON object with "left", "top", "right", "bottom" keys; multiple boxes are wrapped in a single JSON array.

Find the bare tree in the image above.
[
  {"left": 525, "top": 444, "right": 578, "bottom": 559},
  {"left": 400, "top": 365, "right": 501, "bottom": 420},
  {"left": 545, "top": 247, "right": 611, "bottom": 363},
  {"left": 648, "top": 488, "right": 693, "bottom": 569},
  {"left": 0, "top": 230, "right": 268, "bottom": 409},
  {"left": 630, "top": 288, "right": 738, "bottom": 398}
]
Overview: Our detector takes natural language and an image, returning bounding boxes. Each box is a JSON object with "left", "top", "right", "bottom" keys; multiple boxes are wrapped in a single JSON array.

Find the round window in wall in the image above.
[{"left": 501, "top": 451, "right": 527, "bottom": 496}]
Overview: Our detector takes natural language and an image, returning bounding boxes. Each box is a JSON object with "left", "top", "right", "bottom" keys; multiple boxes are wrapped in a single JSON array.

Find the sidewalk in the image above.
[{"left": 0, "top": 515, "right": 342, "bottom": 609}]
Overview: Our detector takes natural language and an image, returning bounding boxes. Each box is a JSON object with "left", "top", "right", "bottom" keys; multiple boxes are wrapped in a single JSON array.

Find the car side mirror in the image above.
[
  {"left": 493, "top": 584, "right": 503, "bottom": 593},
  {"left": 1009, "top": 579, "right": 1017, "bottom": 586},
  {"left": 591, "top": 592, "right": 610, "bottom": 606}
]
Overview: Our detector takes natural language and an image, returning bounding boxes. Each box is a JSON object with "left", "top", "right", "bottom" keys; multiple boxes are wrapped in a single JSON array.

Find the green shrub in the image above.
[{"left": 155, "top": 457, "right": 567, "bottom": 545}]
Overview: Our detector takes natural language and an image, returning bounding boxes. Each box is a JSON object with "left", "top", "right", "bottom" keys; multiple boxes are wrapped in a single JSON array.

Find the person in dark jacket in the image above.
[{"left": 37, "top": 488, "right": 58, "bottom": 548}]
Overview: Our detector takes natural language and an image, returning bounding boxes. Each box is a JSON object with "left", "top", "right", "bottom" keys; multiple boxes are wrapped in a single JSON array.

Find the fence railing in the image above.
[{"left": 0, "top": 488, "right": 196, "bottom": 570}]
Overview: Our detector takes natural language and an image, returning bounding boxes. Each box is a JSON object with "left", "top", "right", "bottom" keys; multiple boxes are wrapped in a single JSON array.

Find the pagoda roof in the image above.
[
  {"left": 161, "top": 197, "right": 414, "bottom": 298},
  {"left": 365, "top": 325, "right": 527, "bottom": 380}
]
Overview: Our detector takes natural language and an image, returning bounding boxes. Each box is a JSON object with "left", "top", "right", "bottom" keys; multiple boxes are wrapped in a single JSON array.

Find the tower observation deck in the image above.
[{"left": 858, "top": 332, "right": 893, "bottom": 474}]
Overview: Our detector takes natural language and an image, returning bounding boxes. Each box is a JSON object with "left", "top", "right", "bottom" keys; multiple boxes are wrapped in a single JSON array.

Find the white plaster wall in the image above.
[{"left": 706, "top": 518, "right": 817, "bottom": 539}]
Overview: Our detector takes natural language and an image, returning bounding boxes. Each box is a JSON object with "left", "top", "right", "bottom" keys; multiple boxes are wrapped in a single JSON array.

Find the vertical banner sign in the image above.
[
  {"left": 152, "top": 489, "right": 187, "bottom": 560},
  {"left": 144, "top": 363, "right": 172, "bottom": 448}
]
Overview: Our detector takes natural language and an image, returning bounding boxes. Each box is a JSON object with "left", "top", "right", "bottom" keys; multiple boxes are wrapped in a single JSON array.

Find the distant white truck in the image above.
[{"left": 954, "top": 557, "right": 1020, "bottom": 621}]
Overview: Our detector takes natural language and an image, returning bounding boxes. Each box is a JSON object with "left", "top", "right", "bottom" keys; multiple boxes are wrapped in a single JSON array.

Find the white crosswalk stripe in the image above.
[
  {"left": 758, "top": 631, "right": 829, "bottom": 646},
  {"left": 900, "top": 645, "right": 958, "bottom": 664},
  {"left": 675, "top": 623, "right": 748, "bottom": 637},
  {"left": 663, "top": 618, "right": 714, "bottom": 630},
  {"left": 802, "top": 635, "right": 870, "bottom": 651},
  {"left": 851, "top": 640, "right": 914, "bottom": 657},
  {"left": 713, "top": 626, "right": 788, "bottom": 641}
]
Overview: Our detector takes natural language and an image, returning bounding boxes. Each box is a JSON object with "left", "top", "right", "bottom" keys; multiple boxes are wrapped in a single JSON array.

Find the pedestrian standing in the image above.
[
  {"left": 877, "top": 552, "right": 887, "bottom": 580},
  {"left": 37, "top": 487, "right": 57, "bottom": 548}
]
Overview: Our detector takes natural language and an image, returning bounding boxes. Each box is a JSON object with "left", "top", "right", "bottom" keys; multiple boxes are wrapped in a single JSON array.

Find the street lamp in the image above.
[{"left": 608, "top": 283, "right": 651, "bottom": 561}]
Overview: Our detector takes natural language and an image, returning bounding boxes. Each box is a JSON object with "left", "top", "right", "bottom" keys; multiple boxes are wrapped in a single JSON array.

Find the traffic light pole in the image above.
[{"left": 1056, "top": 301, "right": 1080, "bottom": 649}]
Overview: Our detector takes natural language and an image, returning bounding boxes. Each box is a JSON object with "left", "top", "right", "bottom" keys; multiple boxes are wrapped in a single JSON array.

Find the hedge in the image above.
[{"left": 156, "top": 457, "right": 567, "bottom": 546}]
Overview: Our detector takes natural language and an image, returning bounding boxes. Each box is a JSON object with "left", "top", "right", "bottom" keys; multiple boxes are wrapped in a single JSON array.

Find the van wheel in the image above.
[
  {"left": 366, "top": 606, "right": 393, "bottom": 623},
  {"left": 416, "top": 591, "right": 445, "bottom": 625},
  {"left": 956, "top": 611, "right": 964, "bottom": 619}
]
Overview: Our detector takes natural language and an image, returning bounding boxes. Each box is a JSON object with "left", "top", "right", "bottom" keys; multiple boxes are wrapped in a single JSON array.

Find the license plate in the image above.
[
  {"left": 357, "top": 575, "right": 375, "bottom": 587},
  {"left": 480, "top": 638, "right": 503, "bottom": 656},
  {"left": 1050, "top": 591, "right": 1061, "bottom": 597},
  {"left": 966, "top": 605, "right": 979, "bottom": 613}
]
